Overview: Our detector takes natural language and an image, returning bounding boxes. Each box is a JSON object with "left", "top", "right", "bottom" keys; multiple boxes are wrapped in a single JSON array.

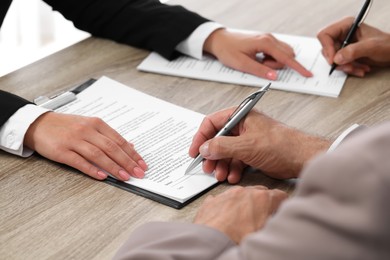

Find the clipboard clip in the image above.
[{"left": 34, "top": 78, "right": 97, "bottom": 110}]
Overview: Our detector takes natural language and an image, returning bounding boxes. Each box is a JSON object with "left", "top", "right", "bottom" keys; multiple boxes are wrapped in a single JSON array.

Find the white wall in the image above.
[
  {"left": 0, "top": 0, "right": 171, "bottom": 77},
  {"left": 0, "top": 0, "right": 89, "bottom": 76}
]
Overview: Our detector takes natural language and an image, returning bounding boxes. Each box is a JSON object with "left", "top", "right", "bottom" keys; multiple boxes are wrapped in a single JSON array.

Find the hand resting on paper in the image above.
[
  {"left": 189, "top": 108, "right": 331, "bottom": 183},
  {"left": 203, "top": 29, "right": 313, "bottom": 80},
  {"left": 317, "top": 17, "right": 390, "bottom": 77},
  {"left": 24, "top": 112, "right": 148, "bottom": 181}
]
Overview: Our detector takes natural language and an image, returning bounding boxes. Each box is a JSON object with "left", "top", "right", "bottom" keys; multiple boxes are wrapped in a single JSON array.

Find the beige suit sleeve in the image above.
[
  {"left": 114, "top": 122, "right": 390, "bottom": 260},
  {"left": 114, "top": 222, "right": 235, "bottom": 259}
]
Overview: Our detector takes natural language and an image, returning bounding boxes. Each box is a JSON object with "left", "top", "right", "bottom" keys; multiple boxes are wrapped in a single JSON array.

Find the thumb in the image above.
[
  {"left": 200, "top": 136, "right": 250, "bottom": 161},
  {"left": 334, "top": 41, "right": 371, "bottom": 65}
]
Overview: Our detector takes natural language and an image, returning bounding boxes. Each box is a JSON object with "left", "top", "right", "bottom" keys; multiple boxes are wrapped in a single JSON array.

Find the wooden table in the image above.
[{"left": 1, "top": 0, "right": 389, "bottom": 258}]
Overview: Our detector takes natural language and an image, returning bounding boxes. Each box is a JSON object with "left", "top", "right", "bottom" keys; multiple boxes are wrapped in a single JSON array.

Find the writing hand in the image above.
[
  {"left": 189, "top": 108, "right": 330, "bottom": 182},
  {"left": 204, "top": 29, "right": 313, "bottom": 80},
  {"left": 194, "top": 185, "right": 288, "bottom": 244},
  {"left": 318, "top": 17, "right": 390, "bottom": 77},
  {"left": 24, "top": 112, "right": 148, "bottom": 181}
]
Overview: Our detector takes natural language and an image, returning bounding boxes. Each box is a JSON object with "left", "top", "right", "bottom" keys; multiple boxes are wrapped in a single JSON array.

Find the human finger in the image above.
[
  {"left": 73, "top": 117, "right": 145, "bottom": 178},
  {"left": 246, "top": 185, "right": 269, "bottom": 190},
  {"left": 262, "top": 58, "right": 285, "bottom": 69},
  {"left": 268, "top": 189, "right": 289, "bottom": 213},
  {"left": 334, "top": 40, "right": 376, "bottom": 65},
  {"left": 92, "top": 117, "right": 148, "bottom": 171},
  {"left": 199, "top": 135, "right": 252, "bottom": 162},
  {"left": 232, "top": 53, "right": 279, "bottom": 80},
  {"left": 85, "top": 132, "right": 146, "bottom": 179},
  {"left": 317, "top": 17, "right": 355, "bottom": 64},
  {"left": 202, "top": 157, "right": 217, "bottom": 174},
  {"left": 336, "top": 63, "right": 370, "bottom": 77},
  {"left": 226, "top": 159, "right": 246, "bottom": 184},
  {"left": 189, "top": 108, "right": 237, "bottom": 157},
  {"left": 71, "top": 139, "right": 136, "bottom": 181},
  {"left": 59, "top": 150, "right": 108, "bottom": 180},
  {"left": 268, "top": 49, "right": 313, "bottom": 77},
  {"left": 214, "top": 159, "right": 229, "bottom": 182},
  {"left": 318, "top": 31, "right": 337, "bottom": 64},
  {"left": 257, "top": 35, "right": 312, "bottom": 77}
]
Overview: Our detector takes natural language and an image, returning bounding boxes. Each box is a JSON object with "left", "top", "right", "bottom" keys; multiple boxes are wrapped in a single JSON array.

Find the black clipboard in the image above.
[
  {"left": 105, "top": 176, "right": 219, "bottom": 209},
  {"left": 36, "top": 78, "right": 219, "bottom": 209}
]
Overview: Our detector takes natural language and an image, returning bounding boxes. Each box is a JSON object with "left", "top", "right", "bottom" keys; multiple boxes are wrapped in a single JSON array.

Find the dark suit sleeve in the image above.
[
  {"left": 0, "top": 0, "right": 12, "bottom": 27},
  {"left": 43, "top": 0, "right": 210, "bottom": 60},
  {"left": 0, "top": 90, "right": 32, "bottom": 127}
]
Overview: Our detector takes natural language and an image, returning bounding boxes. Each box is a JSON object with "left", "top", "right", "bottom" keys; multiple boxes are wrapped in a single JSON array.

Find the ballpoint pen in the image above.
[
  {"left": 185, "top": 83, "right": 271, "bottom": 175},
  {"left": 329, "top": 0, "right": 373, "bottom": 76}
]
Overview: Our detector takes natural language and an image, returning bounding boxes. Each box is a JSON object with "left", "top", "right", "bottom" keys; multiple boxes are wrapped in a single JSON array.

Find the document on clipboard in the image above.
[{"left": 36, "top": 76, "right": 217, "bottom": 209}]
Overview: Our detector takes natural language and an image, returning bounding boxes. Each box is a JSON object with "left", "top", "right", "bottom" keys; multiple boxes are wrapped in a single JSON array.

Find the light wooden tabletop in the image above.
[{"left": 1, "top": 0, "right": 389, "bottom": 259}]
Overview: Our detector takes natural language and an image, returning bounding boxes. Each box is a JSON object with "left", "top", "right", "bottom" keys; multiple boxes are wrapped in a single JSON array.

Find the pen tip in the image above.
[
  {"left": 261, "top": 83, "right": 271, "bottom": 92},
  {"left": 184, "top": 166, "right": 192, "bottom": 175},
  {"left": 329, "top": 64, "right": 337, "bottom": 76}
]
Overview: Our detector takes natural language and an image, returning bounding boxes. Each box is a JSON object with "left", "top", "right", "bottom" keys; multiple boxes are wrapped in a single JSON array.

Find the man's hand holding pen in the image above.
[
  {"left": 185, "top": 85, "right": 270, "bottom": 176},
  {"left": 188, "top": 108, "right": 331, "bottom": 183}
]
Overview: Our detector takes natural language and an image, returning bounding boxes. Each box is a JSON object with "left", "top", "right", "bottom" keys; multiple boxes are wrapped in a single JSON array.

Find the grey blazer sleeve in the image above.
[{"left": 114, "top": 122, "right": 390, "bottom": 260}]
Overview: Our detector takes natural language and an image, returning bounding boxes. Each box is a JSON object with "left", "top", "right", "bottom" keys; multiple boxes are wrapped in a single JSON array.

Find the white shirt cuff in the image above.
[
  {"left": 0, "top": 104, "right": 50, "bottom": 157},
  {"left": 175, "top": 22, "right": 224, "bottom": 60},
  {"left": 327, "top": 124, "right": 360, "bottom": 152}
]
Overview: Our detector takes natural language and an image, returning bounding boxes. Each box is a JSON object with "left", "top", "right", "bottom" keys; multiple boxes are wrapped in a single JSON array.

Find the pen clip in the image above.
[
  {"left": 357, "top": 0, "right": 373, "bottom": 26},
  {"left": 227, "top": 95, "right": 253, "bottom": 121},
  {"left": 227, "top": 83, "right": 271, "bottom": 122}
]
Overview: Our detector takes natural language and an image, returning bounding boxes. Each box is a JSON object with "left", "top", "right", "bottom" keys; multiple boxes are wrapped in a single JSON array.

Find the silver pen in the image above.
[{"left": 185, "top": 83, "right": 271, "bottom": 175}]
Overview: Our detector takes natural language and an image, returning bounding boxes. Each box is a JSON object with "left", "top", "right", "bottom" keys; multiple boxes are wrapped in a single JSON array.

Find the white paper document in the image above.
[
  {"left": 56, "top": 77, "right": 217, "bottom": 207},
  {"left": 137, "top": 31, "right": 347, "bottom": 98}
]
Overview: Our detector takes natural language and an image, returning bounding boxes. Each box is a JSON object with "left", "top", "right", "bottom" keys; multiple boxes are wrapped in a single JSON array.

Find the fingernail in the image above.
[
  {"left": 266, "top": 71, "right": 277, "bottom": 80},
  {"left": 200, "top": 142, "right": 210, "bottom": 157},
  {"left": 305, "top": 70, "right": 313, "bottom": 77},
  {"left": 334, "top": 53, "right": 345, "bottom": 64},
  {"left": 138, "top": 159, "right": 148, "bottom": 171},
  {"left": 119, "top": 169, "right": 130, "bottom": 180},
  {"left": 133, "top": 167, "right": 145, "bottom": 178},
  {"left": 97, "top": 170, "right": 107, "bottom": 179}
]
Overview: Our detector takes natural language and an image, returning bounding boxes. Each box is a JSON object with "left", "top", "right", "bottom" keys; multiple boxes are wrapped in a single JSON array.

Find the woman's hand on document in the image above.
[
  {"left": 189, "top": 108, "right": 331, "bottom": 183},
  {"left": 24, "top": 112, "right": 148, "bottom": 181},
  {"left": 318, "top": 17, "right": 390, "bottom": 77},
  {"left": 203, "top": 29, "right": 313, "bottom": 80}
]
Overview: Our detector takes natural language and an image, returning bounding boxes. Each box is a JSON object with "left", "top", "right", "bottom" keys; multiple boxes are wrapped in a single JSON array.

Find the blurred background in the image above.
[{"left": 0, "top": 0, "right": 168, "bottom": 77}]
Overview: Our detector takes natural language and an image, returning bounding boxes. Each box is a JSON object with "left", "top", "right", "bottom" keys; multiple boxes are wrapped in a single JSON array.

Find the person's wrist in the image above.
[
  {"left": 203, "top": 28, "right": 227, "bottom": 56},
  {"left": 290, "top": 128, "right": 331, "bottom": 177},
  {"left": 24, "top": 111, "right": 52, "bottom": 150},
  {"left": 194, "top": 221, "right": 238, "bottom": 243},
  {"left": 270, "top": 125, "right": 331, "bottom": 179}
]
